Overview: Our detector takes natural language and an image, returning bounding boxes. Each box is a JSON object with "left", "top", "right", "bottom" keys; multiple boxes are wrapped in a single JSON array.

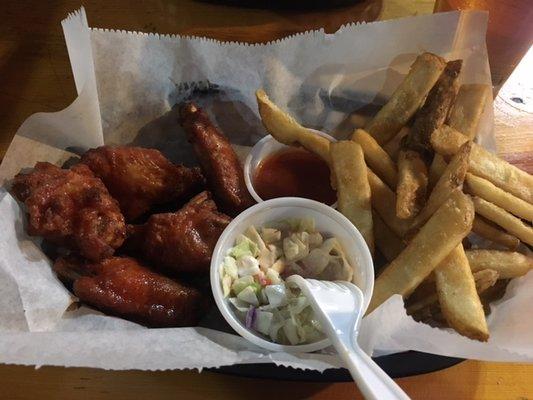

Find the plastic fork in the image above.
[{"left": 287, "top": 276, "right": 410, "bottom": 400}]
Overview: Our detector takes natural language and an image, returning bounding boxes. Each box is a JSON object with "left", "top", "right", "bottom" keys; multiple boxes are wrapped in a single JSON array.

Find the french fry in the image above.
[
  {"left": 403, "top": 60, "right": 462, "bottom": 158},
  {"left": 410, "top": 142, "right": 471, "bottom": 230},
  {"left": 473, "top": 197, "right": 533, "bottom": 246},
  {"left": 367, "top": 169, "right": 412, "bottom": 237},
  {"left": 406, "top": 268, "right": 498, "bottom": 316},
  {"left": 396, "top": 150, "right": 428, "bottom": 219},
  {"left": 383, "top": 126, "right": 410, "bottom": 161},
  {"left": 428, "top": 154, "right": 447, "bottom": 189},
  {"left": 466, "top": 250, "right": 533, "bottom": 279},
  {"left": 256, "top": 89, "right": 331, "bottom": 163},
  {"left": 372, "top": 211, "right": 405, "bottom": 262},
  {"left": 473, "top": 269, "right": 500, "bottom": 294},
  {"left": 447, "top": 84, "right": 491, "bottom": 139},
  {"left": 352, "top": 129, "right": 398, "bottom": 188},
  {"left": 434, "top": 245, "right": 488, "bottom": 341},
  {"left": 367, "top": 191, "right": 474, "bottom": 314},
  {"left": 465, "top": 173, "right": 533, "bottom": 222},
  {"left": 431, "top": 125, "right": 533, "bottom": 204},
  {"left": 472, "top": 216, "right": 520, "bottom": 250},
  {"left": 330, "top": 141, "right": 374, "bottom": 253},
  {"left": 365, "top": 53, "right": 446, "bottom": 144}
]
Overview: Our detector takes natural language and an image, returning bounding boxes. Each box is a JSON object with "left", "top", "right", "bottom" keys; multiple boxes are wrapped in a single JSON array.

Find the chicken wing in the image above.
[
  {"left": 179, "top": 103, "right": 254, "bottom": 216},
  {"left": 128, "top": 191, "right": 231, "bottom": 275},
  {"left": 54, "top": 256, "right": 208, "bottom": 327},
  {"left": 12, "top": 162, "right": 126, "bottom": 261},
  {"left": 80, "top": 146, "right": 204, "bottom": 221}
]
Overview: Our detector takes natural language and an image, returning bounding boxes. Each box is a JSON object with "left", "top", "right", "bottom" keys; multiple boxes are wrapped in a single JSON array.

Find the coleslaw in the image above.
[{"left": 220, "top": 218, "right": 354, "bottom": 345}]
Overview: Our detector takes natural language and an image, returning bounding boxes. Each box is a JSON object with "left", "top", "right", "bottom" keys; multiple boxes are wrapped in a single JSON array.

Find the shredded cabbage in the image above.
[{"left": 223, "top": 217, "right": 355, "bottom": 345}]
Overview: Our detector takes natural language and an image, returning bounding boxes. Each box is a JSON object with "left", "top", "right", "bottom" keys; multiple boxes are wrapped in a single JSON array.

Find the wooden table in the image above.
[{"left": 0, "top": 1, "right": 531, "bottom": 399}]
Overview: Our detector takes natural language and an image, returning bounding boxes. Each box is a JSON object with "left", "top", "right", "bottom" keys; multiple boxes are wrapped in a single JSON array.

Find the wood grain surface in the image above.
[{"left": 0, "top": 1, "right": 531, "bottom": 399}]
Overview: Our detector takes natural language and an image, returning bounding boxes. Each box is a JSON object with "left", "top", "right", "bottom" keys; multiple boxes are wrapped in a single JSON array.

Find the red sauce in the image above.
[{"left": 253, "top": 147, "right": 337, "bottom": 205}]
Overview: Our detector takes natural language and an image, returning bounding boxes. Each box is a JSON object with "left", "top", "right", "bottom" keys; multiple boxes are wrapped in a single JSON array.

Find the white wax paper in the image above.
[{"left": 0, "top": 7, "right": 531, "bottom": 371}]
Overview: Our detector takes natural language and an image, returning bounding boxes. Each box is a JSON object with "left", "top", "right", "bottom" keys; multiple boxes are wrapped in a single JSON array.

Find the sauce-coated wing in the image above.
[
  {"left": 12, "top": 162, "right": 125, "bottom": 261},
  {"left": 81, "top": 146, "right": 204, "bottom": 221},
  {"left": 179, "top": 103, "right": 254, "bottom": 216},
  {"left": 54, "top": 256, "right": 208, "bottom": 327},
  {"left": 132, "top": 191, "right": 231, "bottom": 275}
]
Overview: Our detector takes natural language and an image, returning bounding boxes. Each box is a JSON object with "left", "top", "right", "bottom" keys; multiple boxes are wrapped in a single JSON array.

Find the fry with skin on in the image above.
[
  {"left": 447, "top": 84, "right": 491, "bottom": 139},
  {"left": 473, "top": 197, "right": 533, "bottom": 246},
  {"left": 428, "top": 154, "right": 447, "bottom": 190},
  {"left": 403, "top": 60, "right": 462, "bottom": 159},
  {"left": 434, "top": 244, "right": 488, "bottom": 341},
  {"left": 410, "top": 142, "right": 471, "bottom": 231},
  {"left": 465, "top": 173, "right": 533, "bottom": 222},
  {"left": 365, "top": 53, "right": 446, "bottom": 144},
  {"left": 472, "top": 216, "right": 520, "bottom": 250},
  {"left": 431, "top": 125, "right": 533, "bottom": 203},
  {"left": 367, "top": 191, "right": 474, "bottom": 314},
  {"left": 383, "top": 127, "right": 410, "bottom": 161},
  {"left": 396, "top": 150, "right": 428, "bottom": 219},
  {"left": 352, "top": 129, "right": 397, "bottom": 188},
  {"left": 256, "top": 89, "right": 331, "bottom": 163},
  {"left": 396, "top": 60, "right": 462, "bottom": 220},
  {"left": 466, "top": 250, "right": 533, "bottom": 279},
  {"left": 367, "top": 169, "right": 412, "bottom": 237},
  {"left": 372, "top": 211, "right": 405, "bottom": 262},
  {"left": 330, "top": 141, "right": 374, "bottom": 253}
]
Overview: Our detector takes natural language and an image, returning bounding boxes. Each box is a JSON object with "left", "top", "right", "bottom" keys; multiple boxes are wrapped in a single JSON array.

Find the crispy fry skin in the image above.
[
  {"left": 80, "top": 146, "right": 204, "bottom": 221},
  {"left": 12, "top": 162, "right": 125, "bottom": 261},
  {"left": 447, "top": 84, "right": 491, "bottom": 139},
  {"left": 330, "top": 141, "right": 374, "bottom": 253},
  {"left": 131, "top": 191, "right": 231, "bottom": 275},
  {"left": 434, "top": 245, "right": 488, "bottom": 341},
  {"left": 179, "top": 103, "right": 254, "bottom": 216},
  {"left": 431, "top": 125, "right": 533, "bottom": 204},
  {"left": 472, "top": 216, "right": 520, "bottom": 250},
  {"left": 403, "top": 60, "right": 462, "bottom": 159},
  {"left": 365, "top": 53, "right": 446, "bottom": 144},
  {"left": 367, "top": 191, "right": 474, "bottom": 314},
  {"left": 396, "top": 150, "right": 428, "bottom": 219},
  {"left": 383, "top": 127, "right": 410, "bottom": 162},
  {"left": 54, "top": 256, "right": 208, "bottom": 327}
]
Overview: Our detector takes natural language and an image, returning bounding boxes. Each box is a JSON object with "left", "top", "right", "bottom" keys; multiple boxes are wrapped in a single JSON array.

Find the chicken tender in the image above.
[
  {"left": 179, "top": 103, "right": 254, "bottom": 216},
  {"left": 81, "top": 146, "right": 204, "bottom": 221},
  {"left": 129, "top": 191, "right": 231, "bottom": 275},
  {"left": 54, "top": 256, "right": 208, "bottom": 327},
  {"left": 12, "top": 162, "right": 125, "bottom": 261}
]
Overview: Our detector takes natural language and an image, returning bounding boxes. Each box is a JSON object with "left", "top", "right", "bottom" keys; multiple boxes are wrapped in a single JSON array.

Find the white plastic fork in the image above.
[{"left": 287, "top": 275, "right": 410, "bottom": 400}]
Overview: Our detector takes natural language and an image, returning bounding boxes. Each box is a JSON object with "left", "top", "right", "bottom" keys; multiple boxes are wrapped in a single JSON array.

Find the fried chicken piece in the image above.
[
  {"left": 128, "top": 191, "right": 231, "bottom": 275},
  {"left": 54, "top": 256, "right": 208, "bottom": 327},
  {"left": 80, "top": 146, "right": 205, "bottom": 221},
  {"left": 179, "top": 103, "right": 254, "bottom": 216},
  {"left": 12, "top": 162, "right": 126, "bottom": 261}
]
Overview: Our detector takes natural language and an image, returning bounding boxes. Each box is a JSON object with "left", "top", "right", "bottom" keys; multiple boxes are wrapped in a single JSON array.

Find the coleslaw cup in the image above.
[
  {"left": 243, "top": 131, "right": 338, "bottom": 207},
  {"left": 210, "top": 197, "right": 374, "bottom": 353}
]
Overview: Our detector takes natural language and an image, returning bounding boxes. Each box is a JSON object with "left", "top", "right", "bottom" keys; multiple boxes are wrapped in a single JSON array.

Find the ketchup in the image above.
[{"left": 253, "top": 147, "right": 337, "bottom": 205}]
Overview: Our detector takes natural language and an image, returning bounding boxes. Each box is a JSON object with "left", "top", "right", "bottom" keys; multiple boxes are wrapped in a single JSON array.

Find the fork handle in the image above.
[{"left": 335, "top": 341, "right": 410, "bottom": 400}]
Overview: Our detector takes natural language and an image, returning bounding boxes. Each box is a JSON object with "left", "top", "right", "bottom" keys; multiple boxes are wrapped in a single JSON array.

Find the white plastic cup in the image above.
[
  {"left": 243, "top": 131, "right": 337, "bottom": 206},
  {"left": 210, "top": 197, "right": 374, "bottom": 353}
]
